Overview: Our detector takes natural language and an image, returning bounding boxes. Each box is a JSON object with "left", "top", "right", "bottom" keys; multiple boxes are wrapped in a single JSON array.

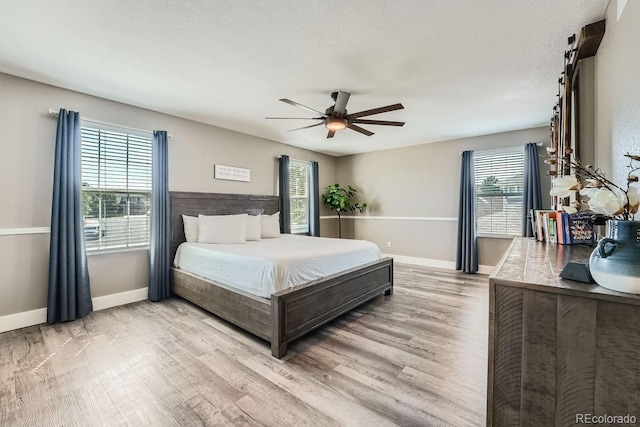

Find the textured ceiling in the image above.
[{"left": 0, "top": 0, "right": 608, "bottom": 156}]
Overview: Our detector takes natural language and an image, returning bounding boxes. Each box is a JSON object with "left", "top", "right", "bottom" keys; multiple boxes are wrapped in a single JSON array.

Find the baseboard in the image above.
[
  {"left": 91, "top": 287, "right": 149, "bottom": 311},
  {"left": 0, "top": 287, "right": 149, "bottom": 334},
  {"left": 0, "top": 308, "right": 47, "bottom": 334},
  {"left": 382, "top": 253, "right": 494, "bottom": 275}
]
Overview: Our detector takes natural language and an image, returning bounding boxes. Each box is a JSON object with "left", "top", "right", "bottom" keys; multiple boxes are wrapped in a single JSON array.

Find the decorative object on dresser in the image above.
[
  {"left": 169, "top": 192, "right": 393, "bottom": 358},
  {"left": 549, "top": 153, "right": 639, "bottom": 292},
  {"left": 589, "top": 220, "right": 640, "bottom": 294},
  {"left": 550, "top": 154, "right": 639, "bottom": 219},
  {"left": 322, "top": 184, "right": 367, "bottom": 238},
  {"left": 559, "top": 258, "right": 594, "bottom": 283},
  {"left": 557, "top": 212, "right": 596, "bottom": 245}
]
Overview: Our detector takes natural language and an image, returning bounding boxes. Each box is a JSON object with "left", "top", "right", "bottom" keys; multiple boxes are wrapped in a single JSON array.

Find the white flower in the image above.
[
  {"left": 547, "top": 153, "right": 639, "bottom": 219},
  {"left": 550, "top": 175, "right": 581, "bottom": 198},
  {"left": 579, "top": 186, "right": 626, "bottom": 216}
]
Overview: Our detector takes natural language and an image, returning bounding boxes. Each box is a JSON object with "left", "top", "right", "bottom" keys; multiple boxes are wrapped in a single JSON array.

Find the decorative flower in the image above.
[
  {"left": 550, "top": 175, "right": 581, "bottom": 198},
  {"left": 579, "top": 186, "right": 626, "bottom": 216},
  {"left": 549, "top": 153, "right": 639, "bottom": 221}
]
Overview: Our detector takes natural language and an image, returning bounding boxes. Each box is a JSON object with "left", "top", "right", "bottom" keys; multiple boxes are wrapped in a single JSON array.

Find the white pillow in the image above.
[
  {"left": 246, "top": 215, "right": 261, "bottom": 241},
  {"left": 182, "top": 215, "right": 199, "bottom": 242},
  {"left": 198, "top": 214, "right": 248, "bottom": 244},
  {"left": 260, "top": 212, "right": 281, "bottom": 238}
]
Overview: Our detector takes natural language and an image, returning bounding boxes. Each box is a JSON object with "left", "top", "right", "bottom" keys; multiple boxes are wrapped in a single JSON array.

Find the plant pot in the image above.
[{"left": 589, "top": 220, "right": 640, "bottom": 294}]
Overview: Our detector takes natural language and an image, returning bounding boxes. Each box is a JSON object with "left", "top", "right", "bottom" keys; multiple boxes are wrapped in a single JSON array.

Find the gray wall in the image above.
[
  {"left": 0, "top": 72, "right": 337, "bottom": 317},
  {"left": 336, "top": 127, "right": 551, "bottom": 267}
]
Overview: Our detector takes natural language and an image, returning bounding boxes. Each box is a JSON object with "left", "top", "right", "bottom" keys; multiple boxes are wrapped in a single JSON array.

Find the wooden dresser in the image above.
[{"left": 487, "top": 237, "right": 640, "bottom": 426}]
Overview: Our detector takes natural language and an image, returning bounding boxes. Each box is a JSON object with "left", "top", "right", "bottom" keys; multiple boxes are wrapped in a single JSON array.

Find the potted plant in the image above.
[{"left": 322, "top": 184, "right": 367, "bottom": 238}]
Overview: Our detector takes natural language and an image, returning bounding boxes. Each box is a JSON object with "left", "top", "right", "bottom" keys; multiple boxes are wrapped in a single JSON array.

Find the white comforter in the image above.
[{"left": 173, "top": 234, "right": 382, "bottom": 298}]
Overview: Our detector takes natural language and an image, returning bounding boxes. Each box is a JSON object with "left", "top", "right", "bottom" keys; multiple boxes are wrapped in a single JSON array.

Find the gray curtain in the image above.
[
  {"left": 456, "top": 151, "right": 478, "bottom": 274},
  {"left": 309, "top": 161, "right": 320, "bottom": 236},
  {"left": 149, "top": 131, "right": 170, "bottom": 301},
  {"left": 279, "top": 155, "right": 291, "bottom": 234},
  {"left": 47, "top": 109, "right": 93, "bottom": 323},
  {"left": 522, "top": 143, "right": 543, "bottom": 237}
]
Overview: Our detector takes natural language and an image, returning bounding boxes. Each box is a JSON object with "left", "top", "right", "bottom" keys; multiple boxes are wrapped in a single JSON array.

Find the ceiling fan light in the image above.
[{"left": 325, "top": 117, "right": 347, "bottom": 131}]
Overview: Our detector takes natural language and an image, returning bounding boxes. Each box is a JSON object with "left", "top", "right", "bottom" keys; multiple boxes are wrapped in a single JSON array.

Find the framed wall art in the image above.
[{"left": 214, "top": 164, "right": 250, "bottom": 182}]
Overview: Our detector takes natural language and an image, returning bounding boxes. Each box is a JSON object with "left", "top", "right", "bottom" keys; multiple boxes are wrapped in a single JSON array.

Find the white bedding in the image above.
[{"left": 173, "top": 234, "right": 382, "bottom": 298}]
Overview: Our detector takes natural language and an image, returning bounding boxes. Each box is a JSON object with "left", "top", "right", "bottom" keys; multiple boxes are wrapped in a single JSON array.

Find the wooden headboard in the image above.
[{"left": 169, "top": 191, "right": 280, "bottom": 261}]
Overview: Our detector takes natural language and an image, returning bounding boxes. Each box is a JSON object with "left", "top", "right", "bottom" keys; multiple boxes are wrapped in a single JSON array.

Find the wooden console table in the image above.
[{"left": 487, "top": 237, "right": 640, "bottom": 426}]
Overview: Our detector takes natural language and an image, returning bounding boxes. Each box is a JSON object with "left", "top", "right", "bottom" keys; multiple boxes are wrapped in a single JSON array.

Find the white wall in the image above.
[{"left": 596, "top": 0, "right": 640, "bottom": 184}]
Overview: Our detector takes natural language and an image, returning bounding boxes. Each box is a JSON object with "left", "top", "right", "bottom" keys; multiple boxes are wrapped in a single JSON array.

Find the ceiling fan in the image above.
[{"left": 266, "top": 91, "right": 405, "bottom": 138}]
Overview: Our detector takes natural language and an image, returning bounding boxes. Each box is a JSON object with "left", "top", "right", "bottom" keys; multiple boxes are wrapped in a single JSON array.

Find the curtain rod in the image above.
[
  {"left": 276, "top": 156, "right": 311, "bottom": 164},
  {"left": 48, "top": 108, "right": 172, "bottom": 139},
  {"left": 460, "top": 142, "right": 542, "bottom": 156}
]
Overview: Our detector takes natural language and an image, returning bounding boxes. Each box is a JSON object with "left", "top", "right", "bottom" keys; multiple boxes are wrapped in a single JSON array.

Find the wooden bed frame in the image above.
[{"left": 169, "top": 191, "right": 394, "bottom": 358}]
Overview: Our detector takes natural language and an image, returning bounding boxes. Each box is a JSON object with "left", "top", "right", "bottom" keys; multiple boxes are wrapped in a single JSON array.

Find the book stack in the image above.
[{"left": 530, "top": 210, "right": 596, "bottom": 245}]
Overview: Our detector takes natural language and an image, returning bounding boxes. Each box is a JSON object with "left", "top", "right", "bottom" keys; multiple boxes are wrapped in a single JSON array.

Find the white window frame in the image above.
[
  {"left": 80, "top": 121, "right": 153, "bottom": 253},
  {"left": 474, "top": 146, "right": 525, "bottom": 238},
  {"left": 289, "top": 159, "right": 311, "bottom": 234}
]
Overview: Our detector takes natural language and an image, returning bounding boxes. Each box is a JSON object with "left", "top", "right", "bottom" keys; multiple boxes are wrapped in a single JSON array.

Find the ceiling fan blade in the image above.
[
  {"left": 333, "top": 91, "right": 351, "bottom": 117},
  {"left": 347, "top": 103, "right": 404, "bottom": 119},
  {"left": 327, "top": 129, "right": 336, "bottom": 138},
  {"left": 347, "top": 123, "right": 374, "bottom": 136},
  {"left": 279, "top": 98, "right": 327, "bottom": 116},
  {"left": 287, "top": 122, "right": 324, "bottom": 132},
  {"left": 350, "top": 119, "right": 405, "bottom": 127},
  {"left": 265, "top": 117, "right": 324, "bottom": 120}
]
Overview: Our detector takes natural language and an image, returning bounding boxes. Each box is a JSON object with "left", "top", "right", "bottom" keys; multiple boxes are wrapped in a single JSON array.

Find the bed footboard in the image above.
[
  {"left": 271, "top": 257, "right": 393, "bottom": 358},
  {"left": 172, "top": 268, "right": 272, "bottom": 341}
]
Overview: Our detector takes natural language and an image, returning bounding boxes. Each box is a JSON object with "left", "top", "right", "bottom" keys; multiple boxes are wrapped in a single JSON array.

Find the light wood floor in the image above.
[{"left": 0, "top": 264, "right": 489, "bottom": 426}]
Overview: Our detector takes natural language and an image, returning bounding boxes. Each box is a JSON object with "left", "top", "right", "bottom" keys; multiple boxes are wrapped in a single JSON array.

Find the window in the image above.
[
  {"left": 474, "top": 147, "right": 524, "bottom": 237},
  {"left": 289, "top": 160, "right": 310, "bottom": 234},
  {"left": 81, "top": 124, "right": 153, "bottom": 251}
]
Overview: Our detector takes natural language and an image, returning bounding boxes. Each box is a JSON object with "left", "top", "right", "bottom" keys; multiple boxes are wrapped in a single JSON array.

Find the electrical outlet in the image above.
[{"left": 387, "top": 241, "right": 392, "bottom": 248}]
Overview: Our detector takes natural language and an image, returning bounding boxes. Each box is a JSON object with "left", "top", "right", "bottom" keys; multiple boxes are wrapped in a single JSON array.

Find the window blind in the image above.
[
  {"left": 289, "top": 160, "right": 310, "bottom": 234},
  {"left": 81, "top": 126, "right": 152, "bottom": 251},
  {"left": 474, "top": 147, "right": 524, "bottom": 236}
]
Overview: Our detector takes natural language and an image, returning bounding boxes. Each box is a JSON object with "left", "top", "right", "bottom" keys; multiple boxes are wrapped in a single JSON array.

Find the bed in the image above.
[{"left": 169, "top": 191, "right": 394, "bottom": 358}]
